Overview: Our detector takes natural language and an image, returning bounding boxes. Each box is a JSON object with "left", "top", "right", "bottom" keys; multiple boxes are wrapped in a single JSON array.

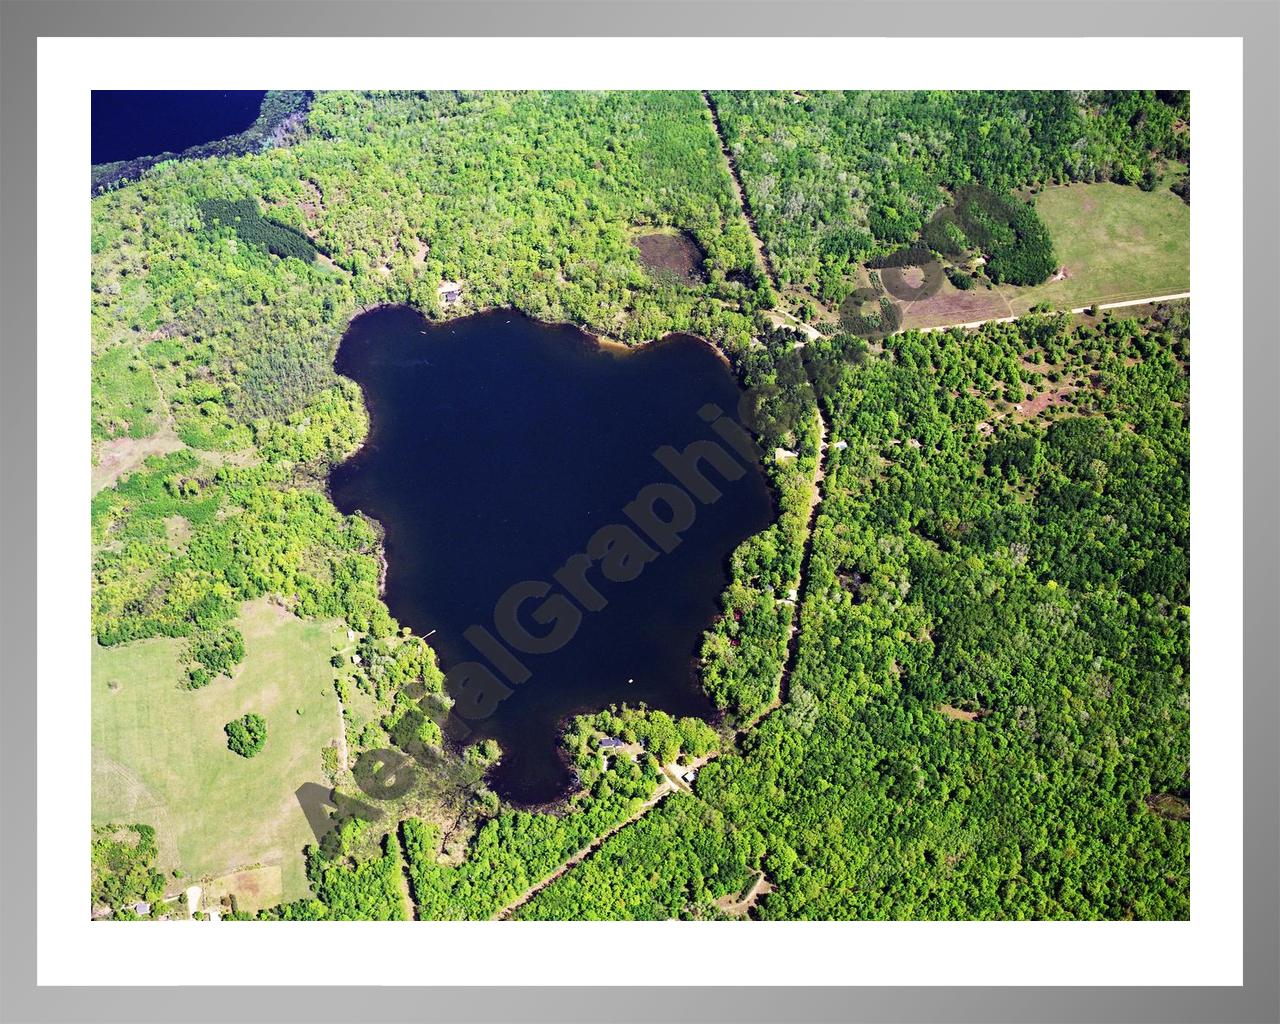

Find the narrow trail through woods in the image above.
[{"left": 702, "top": 90, "right": 778, "bottom": 292}]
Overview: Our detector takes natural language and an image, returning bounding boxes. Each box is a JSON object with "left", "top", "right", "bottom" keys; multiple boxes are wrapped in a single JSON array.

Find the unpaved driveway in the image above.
[{"left": 184, "top": 885, "right": 202, "bottom": 920}]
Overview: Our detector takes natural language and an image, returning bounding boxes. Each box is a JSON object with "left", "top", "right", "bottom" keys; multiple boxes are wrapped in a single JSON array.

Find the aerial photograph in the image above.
[{"left": 89, "top": 89, "right": 1190, "bottom": 922}]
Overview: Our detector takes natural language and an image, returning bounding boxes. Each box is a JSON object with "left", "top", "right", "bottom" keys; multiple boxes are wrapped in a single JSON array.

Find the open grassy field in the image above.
[
  {"left": 899, "top": 183, "right": 1190, "bottom": 329},
  {"left": 92, "top": 598, "right": 345, "bottom": 903},
  {"left": 1007, "top": 182, "right": 1190, "bottom": 312},
  {"left": 203, "top": 863, "right": 285, "bottom": 915}
]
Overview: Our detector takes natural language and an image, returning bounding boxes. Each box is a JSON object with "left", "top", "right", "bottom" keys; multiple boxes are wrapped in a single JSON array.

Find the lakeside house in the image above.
[
  {"left": 598, "top": 735, "right": 629, "bottom": 770},
  {"left": 438, "top": 280, "right": 463, "bottom": 305}
]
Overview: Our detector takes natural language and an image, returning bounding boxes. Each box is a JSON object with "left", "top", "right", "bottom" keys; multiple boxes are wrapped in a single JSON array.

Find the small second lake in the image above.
[
  {"left": 330, "top": 307, "right": 774, "bottom": 804},
  {"left": 91, "top": 90, "right": 266, "bottom": 165}
]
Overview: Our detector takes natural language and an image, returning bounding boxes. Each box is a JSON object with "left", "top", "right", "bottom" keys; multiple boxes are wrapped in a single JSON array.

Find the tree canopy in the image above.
[{"left": 225, "top": 713, "right": 268, "bottom": 758}]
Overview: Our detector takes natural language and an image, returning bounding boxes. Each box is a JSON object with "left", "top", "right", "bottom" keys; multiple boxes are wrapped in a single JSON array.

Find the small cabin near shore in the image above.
[
  {"left": 598, "top": 735, "right": 628, "bottom": 771},
  {"left": 438, "top": 280, "right": 463, "bottom": 306}
]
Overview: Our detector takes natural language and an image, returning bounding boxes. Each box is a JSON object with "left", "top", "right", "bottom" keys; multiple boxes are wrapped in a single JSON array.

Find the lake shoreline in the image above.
[
  {"left": 329, "top": 302, "right": 743, "bottom": 623},
  {"left": 91, "top": 90, "right": 312, "bottom": 196},
  {"left": 327, "top": 305, "right": 774, "bottom": 805},
  {"left": 347, "top": 298, "right": 735, "bottom": 369}
]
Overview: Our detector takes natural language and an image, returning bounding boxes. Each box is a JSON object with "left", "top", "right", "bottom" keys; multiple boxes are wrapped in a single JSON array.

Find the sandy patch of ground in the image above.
[
  {"left": 938, "top": 704, "right": 987, "bottom": 722},
  {"left": 764, "top": 310, "right": 820, "bottom": 340},
  {"left": 92, "top": 425, "right": 184, "bottom": 494},
  {"left": 205, "top": 863, "right": 284, "bottom": 915},
  {"left": 1145, "top": 793, "right": 1190, "bottom": 822},
  {"left": 715, "top": 871, "right": 775, "bottom": 917},
  {"left": 1014, "top": 386, "right": 1077, "bottom": 419},
  {"left": 898, "top": 265, "right": 926, "bottom": 288},
  {"left": 199, "top": 447, "right": 261, "bottom": 471},
  {"left": 164, "top": 515, "right": 191, "bottom": 549},
  {"left": 899, "top": 284, "right": 1013, "bottom": 331}
]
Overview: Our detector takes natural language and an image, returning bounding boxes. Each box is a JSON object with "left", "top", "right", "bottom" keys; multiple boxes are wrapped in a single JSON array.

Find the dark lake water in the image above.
[
  {"left": 330, "top": 307, "right": 774, "bottom": 804},
  {"left": 91, "top": 90, "right": 266, "bottom": 164}
]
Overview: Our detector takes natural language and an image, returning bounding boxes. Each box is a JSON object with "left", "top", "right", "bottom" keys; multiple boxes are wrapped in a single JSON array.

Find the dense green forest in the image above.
[
  {"left": 91, "top": 91, "right": 1189, "bottom": 923},
  {"left": 92, "top": 91, "right": 765, "bottom": 442},
  {"left": 518, "top": 305, "right": 1191, "bottom": 919},
  {"left": 699, "top": 324, "right": 821, "bottom": 720},
  {"left": 709, "top": 90, "right": 1189, "bottom": 301},
  {"left": 933, "top": 184, "right": 1058, "bottom": 286},
  {"left": 199, "top": 198, "right": 319, "bottom": 262}
]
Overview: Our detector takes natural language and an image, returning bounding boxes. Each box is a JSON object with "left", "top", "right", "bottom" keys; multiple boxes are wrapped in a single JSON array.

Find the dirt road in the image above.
[
  {"left": 492, "top": 777, "right": 677, "bottom": 920},
  {"left": 702, "top": 90, "right": 778, "bottom": 291},
  {"left": 916, "top": 291, "right": 1191, "bottom": 333}
]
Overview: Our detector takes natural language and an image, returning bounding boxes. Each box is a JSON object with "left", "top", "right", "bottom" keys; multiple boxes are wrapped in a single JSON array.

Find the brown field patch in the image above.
[
  {"left": 1145, "top": 793, "right": 1190, "bottom": 822},
  {"left": 715, "top": 871, "right": 775, "bottom": 917},
  {"left": 633, "top": 230, "right": 707, "bottom": 285},
  {"left": 898, "top": 265, "right": 926, "bottom": 288},
  {"left": 92, "top": 425, "right": 184, "bottom": 494},
  {"left": 205, "top": 863, "right": 284, "bottom": 915},
  {"left": 938, "top": 704, "right": 987, "bottom": 722},
  {"left": 163, "top": 515, "right": 191, "bottom": 548},
  {"left": 899, "top": 283, "right": 1012, "bottom": 331},
  {"left": 1015, "top": 387, "right": 1077, "bottom": 419}
]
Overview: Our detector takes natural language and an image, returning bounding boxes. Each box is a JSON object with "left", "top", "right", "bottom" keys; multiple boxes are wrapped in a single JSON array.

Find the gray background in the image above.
[{"left": 1, "top": 2, "right": 1275, "bottom": 1022}]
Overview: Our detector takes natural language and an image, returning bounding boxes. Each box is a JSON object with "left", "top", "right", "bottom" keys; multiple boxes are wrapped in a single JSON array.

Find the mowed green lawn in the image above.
[
  {"left": 92, "top": 598, "right": 345, "bottom": 903},
  {"left": 1004, "top": 182, "right": 1190, "bottom": 314}
]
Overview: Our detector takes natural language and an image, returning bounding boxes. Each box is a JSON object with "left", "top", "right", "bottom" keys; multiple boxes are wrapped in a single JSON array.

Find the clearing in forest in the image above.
[
  {"left": 92, "top": 598, "right": 346, "bottom": 903},
  {"left": 632, "top": 228, "right": 708, "bottom": 285},
  {"left": 1004, "top": 182, "right": 1190, "bottom": 313},
  {"left": 898, "top": 182, "right": 1190, "bottom": 330}
]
